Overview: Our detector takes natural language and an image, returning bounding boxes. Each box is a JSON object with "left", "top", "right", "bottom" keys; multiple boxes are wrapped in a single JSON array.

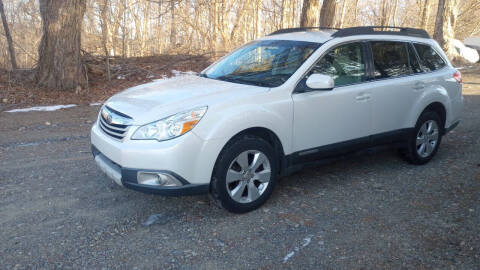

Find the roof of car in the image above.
[
  {"left": 262, "top": 26, "right": 431, "bottom": 44},
  {"left": 261, "top": 30, "right": 335, "bottom": 43}
]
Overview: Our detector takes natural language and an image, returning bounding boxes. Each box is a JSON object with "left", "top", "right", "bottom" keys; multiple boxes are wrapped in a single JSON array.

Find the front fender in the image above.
[
  {"left": 194, "top": 103, "right": 292, "bottom": 153},
  {"left": 190, "top": 102, "right": 293, "bottom": 184}
]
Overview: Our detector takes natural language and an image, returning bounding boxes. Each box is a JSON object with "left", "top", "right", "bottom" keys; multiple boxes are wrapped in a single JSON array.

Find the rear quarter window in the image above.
[{"left": 413, "top": 43, "right": 446, "bottom": 72}]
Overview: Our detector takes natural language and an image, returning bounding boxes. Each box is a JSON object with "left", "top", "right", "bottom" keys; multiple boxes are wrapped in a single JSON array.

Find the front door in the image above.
[{"left": 292, "top": 42, "right": 372, "bottom": 157}]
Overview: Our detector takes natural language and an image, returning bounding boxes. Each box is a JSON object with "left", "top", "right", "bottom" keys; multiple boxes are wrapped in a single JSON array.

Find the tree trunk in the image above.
[
  {"left": 392, "top": 0, "right": 399, "bottom": 26},
  {"left": 380, "top": 0, "right": 389, "bottom": 26},
  {"left": 434, "top": 0, "right": 459, "bottom": 58},
  {"left": 353, "top": 0, "right": 359, "bottom": 25},
  {"left": 0, "top": 0, "right": 17, "bottom": 70},
  {"left": 338, "top": 0, "right": 347, "bottom": 28},
  {"left": 122, "top": 0, "right": 127, "bottom": 59},
  {"left": 320, "top": 0, "right": 337, "bottom": 28},
  {"left": 35, "top": 0, "right": 86, "bottom": 90},
  {"left": 170, "top": 0, "right": 176, "bottom": 48},
  {"left": 300, "top": 0, "right": 319, "bottom": 27},
  {"left": 420, "top": 0, "right": 431, "bottom": 29},
  {"left": 100, "top": 0, "right": 111, "bottom": 81}
]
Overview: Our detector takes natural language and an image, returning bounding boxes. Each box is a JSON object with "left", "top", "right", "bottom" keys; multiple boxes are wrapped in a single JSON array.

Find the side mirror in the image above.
[{"left": 306, "top": 74, "right": 334, "bottom": 90}]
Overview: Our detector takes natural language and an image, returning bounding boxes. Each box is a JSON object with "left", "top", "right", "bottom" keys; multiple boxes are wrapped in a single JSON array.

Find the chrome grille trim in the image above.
[
  {"left": 98, "top": 106, "right": 132, "bottom": 140},
  {"left": 99, "top": 117, "right": 127, "bottom": 132}
]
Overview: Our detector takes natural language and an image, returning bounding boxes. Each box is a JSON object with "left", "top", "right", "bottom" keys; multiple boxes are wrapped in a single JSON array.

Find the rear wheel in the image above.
[
  {"left": 403, "top": 111, "right": 443, "bottom": 165},
  {"left": 210, "top": 135, "right": 278, "bottom": 213}
]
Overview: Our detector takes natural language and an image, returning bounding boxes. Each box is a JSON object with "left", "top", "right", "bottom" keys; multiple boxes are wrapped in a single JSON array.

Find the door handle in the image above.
[
  {"left": 413, "top": 82, "right": 426, "bottom": 90},
  {"left": 355, "top": 94, "right": 371, "bottom": 101}
]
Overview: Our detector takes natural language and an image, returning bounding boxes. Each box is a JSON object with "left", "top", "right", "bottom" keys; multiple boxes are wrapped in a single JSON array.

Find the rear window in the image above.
[
  {"left": 371, "top": 41, "right": 410, "bottom": 79},
  {"left": 413, "top": 43, "right": 446, "bottom": 72}
]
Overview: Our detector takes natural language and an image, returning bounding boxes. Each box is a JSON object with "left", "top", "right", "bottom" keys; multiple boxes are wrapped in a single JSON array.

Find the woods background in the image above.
[{"left": 0, "top": 0, "right": 479, "bottom": 92}]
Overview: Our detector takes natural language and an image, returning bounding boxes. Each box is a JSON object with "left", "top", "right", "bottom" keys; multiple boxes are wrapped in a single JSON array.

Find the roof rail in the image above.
[
  {"left": 268, "top": 27, "right": 339, "bottom": 36},
  {"left": 332, "top": 26, "right": 430, "bottom": 38},
  {"left": 268, "top": 26, "right": 430, "bottom": 39}
]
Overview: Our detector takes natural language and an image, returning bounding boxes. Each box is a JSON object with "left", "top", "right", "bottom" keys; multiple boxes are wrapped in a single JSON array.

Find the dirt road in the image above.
[{"left": 1, "top": 68, "right": 479, "bottom": 269}]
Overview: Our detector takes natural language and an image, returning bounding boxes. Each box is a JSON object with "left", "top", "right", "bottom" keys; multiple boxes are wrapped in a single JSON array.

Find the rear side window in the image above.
[
  {"left": 371, "top": 41, "right": 410, "bottom": 79},
  {"left": 413, "top": 43, "right": 446, "bottom": 72}
]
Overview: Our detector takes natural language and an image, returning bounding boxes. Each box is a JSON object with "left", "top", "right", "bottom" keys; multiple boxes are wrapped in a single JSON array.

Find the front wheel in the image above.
[
  {"left": 402, "top": 111, "right": 443, "bottom": 165},
  {"left": 210, "top": 135, "right": 278, "bottom": 213}
]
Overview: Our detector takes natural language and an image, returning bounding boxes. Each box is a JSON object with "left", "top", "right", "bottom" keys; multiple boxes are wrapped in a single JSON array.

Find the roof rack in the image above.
[
  {"left": 268, "top": 26, "right": 430, "bottom": 39},
  {"left": 268, "top": 27, "right": 339, "bottom": 36},
  {"left": 332, "top": 26, "right": 430, "bottom": 38}
]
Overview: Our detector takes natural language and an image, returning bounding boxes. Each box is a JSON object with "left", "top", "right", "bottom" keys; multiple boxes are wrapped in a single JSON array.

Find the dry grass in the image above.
[{"left": 0, "top": 54, "right": 212, "bottom": 108}]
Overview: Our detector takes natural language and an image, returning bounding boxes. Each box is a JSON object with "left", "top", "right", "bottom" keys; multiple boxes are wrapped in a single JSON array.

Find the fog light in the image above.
[{"left": 137, "top": 172, "right": 183, "bottom": 187}]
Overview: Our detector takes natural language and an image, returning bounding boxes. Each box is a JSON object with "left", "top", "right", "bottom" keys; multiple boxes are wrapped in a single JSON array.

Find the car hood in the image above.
[{"left": 104, "top": 75, "right": 268, "bottom": 125}]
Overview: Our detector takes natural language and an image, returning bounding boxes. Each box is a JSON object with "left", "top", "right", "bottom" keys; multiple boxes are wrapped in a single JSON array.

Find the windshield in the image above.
[{"left": 202, "top": 40, "right": 321, "bottom": 87}]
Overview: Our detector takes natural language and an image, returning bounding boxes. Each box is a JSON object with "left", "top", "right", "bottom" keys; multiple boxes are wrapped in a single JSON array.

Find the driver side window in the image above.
[{"left": 309, "top": 42, "right": 366, "bottom": 87}]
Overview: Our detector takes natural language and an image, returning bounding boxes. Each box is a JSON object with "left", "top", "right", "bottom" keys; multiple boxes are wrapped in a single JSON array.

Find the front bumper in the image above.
[{"left": 92, "top": 145, "right": 209, "bottom": 196}]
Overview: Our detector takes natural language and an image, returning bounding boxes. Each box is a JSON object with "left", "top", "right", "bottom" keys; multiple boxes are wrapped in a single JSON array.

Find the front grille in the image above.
[{"left": 98, "top": 107, "right": 132, "bottom": 140}]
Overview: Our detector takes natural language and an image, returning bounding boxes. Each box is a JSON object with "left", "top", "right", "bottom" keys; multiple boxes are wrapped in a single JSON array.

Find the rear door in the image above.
[{"left": 368, "top": 41, "right": 424, "bottom": 141}]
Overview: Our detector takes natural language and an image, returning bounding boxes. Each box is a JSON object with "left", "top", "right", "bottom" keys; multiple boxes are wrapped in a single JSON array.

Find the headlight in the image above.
[{"left": 131, "top": 107, "right": 207, "bottom": 141}]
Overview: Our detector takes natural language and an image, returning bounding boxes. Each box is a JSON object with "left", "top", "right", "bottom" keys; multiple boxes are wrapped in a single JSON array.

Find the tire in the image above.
[
  {"left": 210, "top": 135, "right": 278, "bottom": 213},
  {"left": 402, "top": 111, "right": 443, "bottom": 165}
]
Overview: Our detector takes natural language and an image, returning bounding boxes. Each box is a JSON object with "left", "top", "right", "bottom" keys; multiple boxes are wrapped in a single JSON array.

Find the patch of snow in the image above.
[
  {"left": 283, "top": 251, "right": 295, "bottom": 263},
  {"left": 153, "top": 75, "right": 169, "bottom": 83},
  {"left": 456, "top": 66, "right": 474, "bottom": 70},
  {"left": 6, "top": 104, "right": 77, "bottom": 113},
  {"left": 152, "top": 70, "right": 196, "bottom": 83},
  {"left": 454, "top": 39, "right": 480, "bottom": 63},
  {"left": 142, "top": 213, "right": 176, "bottom": 226},
  {"left": 302, "top": 234, "right": 313, "bottom": 247},
  {"left": 117, "top": 75, "right": 126, "bottom": 80},
  {"left": 282, "top": 234, "right": 315, "bottom": 263},
  {"left": 465, "top": 37, "right": 480, "bottom": 51},
  {"left": 17, "top": 142, "right": 40, "bottom": 147},
  {"left": 172, "top": 70, "right": 197, "bottom": 76},
  {"left": 90, "top": 102, "right": 102, "bottom": 106}
]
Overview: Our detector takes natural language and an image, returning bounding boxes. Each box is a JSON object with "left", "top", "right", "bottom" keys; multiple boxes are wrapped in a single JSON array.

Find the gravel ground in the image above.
[{"left": 1, "top": 68, "right": 479, "bottom": 269}]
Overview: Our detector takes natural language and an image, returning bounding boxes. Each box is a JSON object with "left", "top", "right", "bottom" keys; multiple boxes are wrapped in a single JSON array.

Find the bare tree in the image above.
[
  {"left": 434, "top": 0, "right": 459, "bottom": 58},
  {"left": 353, "top": 0, "right": 359, "bottom": 25},
  {"left": 320, "top": 0, "right": 337, "bottom": 28},
  {"left": 300, "top": 0, "right": 319, "bottom": 27},
  {"left": 170, "top": 0, "right": 175, "bottom": 48},
  {"left": 35, "top": 0, "right": 86, "bottom": 90},
  {"left": 337, "top": 0, "right": 347, "bottom": 28},
  {"left": 391, "top": 0, "right": 399, "bottom": 26},
  {"left": 0, "top": 0, "right": 17, "bottom": 69},
  {"left": 100, "top": 0, "right": 111, "bottom": 81},
  {"left": 380, "top": 0, "right": 389, "bottom": 26},
  {"left": 420, "top": 0, "right": 431, "bottom": 30},
  {"left": 2, "top": 0, "right": 480, "bottom": 70}
]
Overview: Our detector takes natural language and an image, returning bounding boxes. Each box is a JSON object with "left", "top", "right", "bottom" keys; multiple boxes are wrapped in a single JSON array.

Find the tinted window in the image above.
[
  {"left": 413, "top": 43, "right": 446, "bottom": 72},
  {"left": 309, "top": 42, "right": 366, "bottom": 87},
  {"left": 407, "top": 43, "right": 422, "bottom": 74},
  {"left": 371, "top": 41, "right": 410, "bottom": 79}
]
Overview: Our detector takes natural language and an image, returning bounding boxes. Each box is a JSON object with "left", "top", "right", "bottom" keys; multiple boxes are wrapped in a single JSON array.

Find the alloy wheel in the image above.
[
  {"left": 225, "top": 150, "right": 271, "bottom": 203},
  {"left": 416, "top": 120, "right": 439, "bottom": 158}
]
